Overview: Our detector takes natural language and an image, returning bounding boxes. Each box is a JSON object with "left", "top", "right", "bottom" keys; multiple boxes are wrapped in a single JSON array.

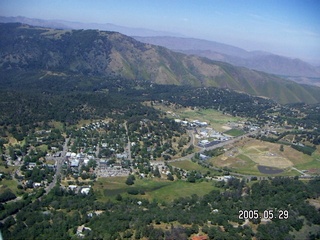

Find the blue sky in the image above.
[{"left": 1, "top": 0, "right": 320, "bottom": 64}]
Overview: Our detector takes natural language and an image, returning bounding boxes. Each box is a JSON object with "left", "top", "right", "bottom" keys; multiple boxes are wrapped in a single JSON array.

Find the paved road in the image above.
[
  {"left": 45, "top": 137, "right": 69, "bottom": 194},
  {"left": 291, "top": 167, "right": 310, "bottom": 177},
  {"left": 95, "top": 143, "right": 100, "bottom": 158},
  {"left": 124, "top": 121, "right": 132, "bottom": 161},
  {"left": 186, "top": 129, "right": 197, "bottom": 148}
]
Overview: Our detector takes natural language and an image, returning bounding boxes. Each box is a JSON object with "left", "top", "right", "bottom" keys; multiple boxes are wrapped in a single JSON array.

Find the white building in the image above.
[{"left": 80, "top": 186, "right": 91, "bottom": 195}]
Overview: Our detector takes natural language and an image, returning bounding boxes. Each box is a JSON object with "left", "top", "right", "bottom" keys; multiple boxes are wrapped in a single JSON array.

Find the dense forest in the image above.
[
  {"left": 1, "top": 177, "right": 319, "bottom": 239},
  {"left": 1, "top": 70, "right": 320, "bottom": 135}
]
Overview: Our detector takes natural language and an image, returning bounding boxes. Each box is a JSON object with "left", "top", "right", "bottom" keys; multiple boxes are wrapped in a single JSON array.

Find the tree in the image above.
[
  {"left": 115, "top": 194, "right": 123, "bottom": 201},
  {"left": 8, "top": 146, "right": 17, "bottom": 160},
  {"left": 167, "top": 173, "right": 174, "bottom": 181},
  {"left": 187, "top": 175, "right": 196, "bottom": 183},
  {"left": 280, "top": 144, "right": 284, "bottom": 152},
  {"left": 153, "top": 167, "right": 161, "bottom": 178},
  {"left": 0, "top": 189, "right": 17, "bottom": 203},
  {"left": 125, "top": 175, "right": 135, "bottom": 185}
]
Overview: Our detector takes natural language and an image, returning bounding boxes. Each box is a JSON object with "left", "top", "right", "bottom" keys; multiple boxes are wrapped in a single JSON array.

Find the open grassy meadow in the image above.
[
  {"left": 0, "top": 165, "right": 20, "bottom": 194},
  {"left": 295, "top": 159, "right": 320, "bottom": 174},
  {"left": 175, "top": 108, "right": 244, "bottom": 132},
  {"left": 37, "top": 144, "right": 49, "bottom": 152},
  {"left": 0, "top": 165, "right": 19, "bottom": 175},
  {"left": 168, "top": 160, "right": 209, "bottom": 173},
  {"left": 7, "top": 136, "right": 19, "bottom": 145},
  {"left": 149, "top": 102, "right": 244, "bottom": 132},
  {"left": 168, "top": 159, "right": 223, "bottom": 176},
  {"left": 50, "top": 121, "right": 65, "bottom": 131},
  {"left": 0, "top": 179, "right": 20, "bottom": 195},
  {"left": 94, "top": 176, "right": 217, "bottom": 202},
  {"left": 142, "top": 180, "right": 217, "bottom": 202},
  {"left": 224, "top": 128, "right": 245, "bottom": 137}
]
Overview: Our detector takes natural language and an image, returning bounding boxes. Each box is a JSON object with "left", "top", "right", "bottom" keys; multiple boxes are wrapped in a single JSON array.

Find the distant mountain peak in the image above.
[
  {"left": 0, "top": 15, "right": 184, "bottom": 37},
  {"left": 134, "top": 36, "right": 320, "bottom": 78}
]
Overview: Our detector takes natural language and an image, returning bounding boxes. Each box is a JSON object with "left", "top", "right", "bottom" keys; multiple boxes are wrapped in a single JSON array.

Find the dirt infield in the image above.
[{"left": 246, "top": 151, "right": 293, "bottom": 168}]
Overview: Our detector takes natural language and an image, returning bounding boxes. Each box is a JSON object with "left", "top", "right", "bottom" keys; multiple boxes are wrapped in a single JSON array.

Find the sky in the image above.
[{"left": 1, "top": 0, "right": 320, "bottom": 64}]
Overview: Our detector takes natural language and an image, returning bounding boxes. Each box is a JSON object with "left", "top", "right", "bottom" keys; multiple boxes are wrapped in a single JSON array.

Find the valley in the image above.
[
  {"left": 0, "top": 23, "right": 319, "bottom": 239},
  {"left": 1, "top": 77, "right": 319, "bottom": 239}
]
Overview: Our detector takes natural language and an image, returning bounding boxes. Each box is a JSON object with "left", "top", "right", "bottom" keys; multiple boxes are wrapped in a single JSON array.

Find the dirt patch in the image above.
[
  {"left": 308, "top": 168, "right": 320, "bottom": 174},
  {"left": 247, "top": 145, "right": 269, "bottom": 152},
  {"left": 247, "top": 153, "right": 293, "bottom": 168},
  {"left": 242, "top": 139, "right": 311, "bottom": 167},
  {"left": 212, "top": 157, "right": 234, "bottom": 167},
  {"left": 222, "top": 125, "right": 231, "bottom": 130},
  {"left": 308, "top": 198, "right": 320, "bottom": 210}
]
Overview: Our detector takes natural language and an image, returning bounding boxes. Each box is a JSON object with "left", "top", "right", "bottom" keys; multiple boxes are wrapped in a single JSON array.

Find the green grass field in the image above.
[
  {"left": 0, "top": 163, "right": 27, "bottom": 197},
  {"left": 168, "top": 160, "right": 209, "bottom": 173},
  {"left": 151, "top": 103, "right": 244, "bottom": 132},
  {"left": 142, "top": 180, "right": 217, "bottom": 202},
  {"left": 0, "top": 165, "right": 24, "bottom": 195},
  {"left": 177, "top": 108, "right": 244, "bottom": 132},
  {"left": 0, "top": 165, "right": 18, "bottom": 174},
  {"left": 50, "top": 121, "right": 65, "bottom": 131},
  {"left": 224, "top": 129, "right": 245, "bottom": 137},
  {"left": 0, "top": 179, "right": 20, "bottom": 195},
  {"left": 37, "top": 144, "right": 48, "bottom": 152},
  {"left": 295, "top": 159, "right": 320, "bottom": 174},
  {"left": 94, "top": 176, "right": 217, "bottom": 202}
]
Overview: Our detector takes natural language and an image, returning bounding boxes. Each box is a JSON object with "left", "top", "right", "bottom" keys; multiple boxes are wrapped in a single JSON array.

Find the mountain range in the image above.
[
  {"left": 1, "top": 22, "right": 320, "bottom": 104},
  {"left": 0, "top": 16, "right": 184, "bottom": 37},
  {"left": 134, "top": 36, "right": 320, "bottom": 79},
  {"left": 1, "top": 16, "right": 319, "bottom": 80}
]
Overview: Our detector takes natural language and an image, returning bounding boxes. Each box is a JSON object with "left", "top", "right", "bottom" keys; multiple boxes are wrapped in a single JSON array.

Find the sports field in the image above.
[{"left": 209, "top": 139, "right": 316, "bottom": 176}]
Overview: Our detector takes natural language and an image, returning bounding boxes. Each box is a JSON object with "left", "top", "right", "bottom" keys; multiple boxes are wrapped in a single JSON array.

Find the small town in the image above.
[{"left": 2, "top": 103, "right": 318, "bottom": 200}]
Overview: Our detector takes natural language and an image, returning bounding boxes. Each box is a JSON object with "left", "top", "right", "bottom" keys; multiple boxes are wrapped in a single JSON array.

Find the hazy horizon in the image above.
[{"left": 1, "top": 0, "right": 319, "bottom": 64}]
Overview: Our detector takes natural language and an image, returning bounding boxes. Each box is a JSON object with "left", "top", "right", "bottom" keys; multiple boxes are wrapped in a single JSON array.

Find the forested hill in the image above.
[{"left": 1, "top": 22, "right": 320, "bottom": 104}]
